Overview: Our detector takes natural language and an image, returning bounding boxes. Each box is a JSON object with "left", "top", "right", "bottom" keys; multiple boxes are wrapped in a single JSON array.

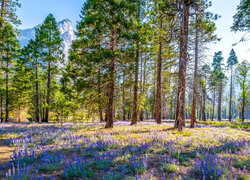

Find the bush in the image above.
[
  {"left": 62, "top": 164, "right": 95, "bottom": 179},
  {"left": 39, "top": 163, "right": 61, "bottom": 173},
  {"left": 162, "top": 163, "right": 178, "bottom": 173}
]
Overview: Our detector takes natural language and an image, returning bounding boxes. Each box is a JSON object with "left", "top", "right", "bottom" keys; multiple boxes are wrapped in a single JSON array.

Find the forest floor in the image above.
[{"left": 0, "top": 120, "right": 249, "bottom": 180}]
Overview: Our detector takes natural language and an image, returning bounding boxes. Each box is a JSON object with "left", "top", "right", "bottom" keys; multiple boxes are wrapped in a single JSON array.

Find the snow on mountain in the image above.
[{"left": 19, "top": 19, "right": 76, "bottom": 64}]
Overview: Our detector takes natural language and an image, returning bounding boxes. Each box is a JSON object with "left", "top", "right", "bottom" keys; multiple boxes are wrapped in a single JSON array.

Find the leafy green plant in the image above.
[
  {"left": 161, "top": 163, "right": 178, "bottom": 173},
  {"left": 39, "top": 163, "right": 61, "bottom": 173}
]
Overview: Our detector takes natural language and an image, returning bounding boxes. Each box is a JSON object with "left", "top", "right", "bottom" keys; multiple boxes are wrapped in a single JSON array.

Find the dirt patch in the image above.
[{"left": 0, "top": 146, "right": 14, "bottom": 164}]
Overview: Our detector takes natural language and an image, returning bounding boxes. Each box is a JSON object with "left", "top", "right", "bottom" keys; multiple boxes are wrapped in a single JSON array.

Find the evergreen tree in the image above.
[
  {"left": 67, "top": 0, "right": 138, "bottom": 128},
  {"left": 212, "top": 51, "right": 224, "bottom": 121},
  {"left": 231, "top": 0, "right": 250, "bottom": 32},
  {"left": 0, "top": 23, "right": 19, "bottom": 122},
  {"left": 175, "top": 0, "right": 191, "bottom": 130},
  {"left": 23, "top": 38, "right": 41, "bottom": 122},
  {"left": 236, "top": 60, "right": 249, "bottom": 122},
  {"left": 36, "top": 14, "right": 63, "bottom": 123},
  {"left": 227, "top": 48, "right": 238, "bottom": 121},
  {"left": 190, "top": 0, "right": 219, "bottom": 128},
  {"left": 12, "top": 48, "right": 32, "bottom": 122},
  {"left": 0, "top": 0, "right": 21, "bottom": 28}
]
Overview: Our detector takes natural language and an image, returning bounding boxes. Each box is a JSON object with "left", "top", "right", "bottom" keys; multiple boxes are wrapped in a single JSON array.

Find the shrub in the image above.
[
  {"left": 39, "top": 163, "right": 61, "bottom": 173},
  {"left": 162, "top": 163, "right": 178, "bottom": 173}
]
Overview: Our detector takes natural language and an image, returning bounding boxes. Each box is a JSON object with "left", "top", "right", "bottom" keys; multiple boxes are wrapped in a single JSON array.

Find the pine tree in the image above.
[
  {"left": 212, "top": 51, "right": 224, "bottom": 121},
  {"left": 231, "top": 0, "right": 250, "bottom": 32},
  {"left": 0, "top": 0, "right": 21, "bottom": 28},
  {"left": 24, "top": 38, "right": 41, "bottom": 122},
  {"left": 0, "top": 23, "right": 19, "bottom": 122},
  {"left": 131, "top": 0, "right": 142, "bottom": 126},
  {"left": 36, "top": 14, "right": 63, "bottom": 123},
  {"left": 190, "top": 0, "right": 218, "bottom": 128},
  {"left": 175, "top": 0, "right": 191, "bottom": 130},
  {"left": 12, "top": 48, "right": 32, "bottom": 122},
  {"left": 227, "top": 48, "right": 238, "bottom": 122},
  {"left": 67, "top": 0, "right": 138, "bottom": 128},
  {"left": 236, "top": 60, "right": 249, "bottom": 122}
]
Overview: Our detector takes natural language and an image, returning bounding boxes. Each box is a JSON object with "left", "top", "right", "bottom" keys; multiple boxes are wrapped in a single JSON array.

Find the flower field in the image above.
[{"left": 0, "top": 121, "right": 249, "bottom": 180}]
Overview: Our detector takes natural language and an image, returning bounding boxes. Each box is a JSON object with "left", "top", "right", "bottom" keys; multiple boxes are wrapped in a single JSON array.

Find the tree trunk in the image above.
[
  {"left": 122, "top": 72, "right": 126, "bottom": 121},
  {"left": 190, "top": 17, "right": 199, "bottom": 128},
  {"left": 35, "top": 58, "right": 40, "bottom": 123},
  {"left": 5, "top": 54, "right": 9, "bottom": 122},
  {"left": 229, "top": 66, "right": 233, "bottom": 121},
  {"left": 242, "top": 81, "right": 246, "bottom": 122},
  {"left": 105, "top": 29, "right": 116, "bottom": 128},
  {"left": 218, "top": 80, "right": 222, "bottom": 121},
  {"left": 0, "top": 0, "right": 6, "bottom": 28},
  {"left": 131, "top": 40, "right": 140, "bottom": 125},
  {"left": 98, "top": 69, "right": 104, "bottom": 122},
  {"left": 0, "top": 94, "right": 3, "bottom": 123},
  {"left": 155, "top": 20, "right": 162, "bottom": 124},
  {"left": 212, "top": 89, "right": 215, "bottom": 121},
  {"left": 175, "top": 0, "right": 190, "bottom": 130},
  {"left": 202, "top": 85, "right": 206, "bottom": 121},
  {"left": 45, "top": 59, "right": 51, "bottom": 123}
]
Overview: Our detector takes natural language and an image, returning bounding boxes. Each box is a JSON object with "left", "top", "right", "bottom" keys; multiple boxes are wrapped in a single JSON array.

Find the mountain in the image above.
[{"left": 19, "top": 19, "right": 76, "bottom": 64}]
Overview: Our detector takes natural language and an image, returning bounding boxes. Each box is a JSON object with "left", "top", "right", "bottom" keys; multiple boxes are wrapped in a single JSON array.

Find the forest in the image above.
[{"left": 0, "top": 0, "right": 249, "bottom": 180}]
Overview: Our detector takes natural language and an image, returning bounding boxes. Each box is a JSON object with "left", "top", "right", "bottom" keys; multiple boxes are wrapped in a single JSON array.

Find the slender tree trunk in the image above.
[
  {"left": 18, "top": 106, "right": 21, "bottom": 122},
  {"left": 155, "top": 20, "right": 162, "bottom": 124},
  {"left": 128, "top": 88, "right": 132, "bottom": 120},
  {"left": 45, "top": 59, "right": 51, "bottom": 123},
  {"left": 0, "top": 94, "right": 3, "bottom": 123},
  {"left": 98, "top": 69, "right": 104, "bottom": 122},
  {"left": 5, "top": 54, "right": 9, "bottom": 122},
  {"left": 175, "top": 0, "right": 190, "bottom": 130},
  {"left": 212, "top": 88, "right": 215, "bottom": 121},
  {"left": 242, "top": 83, "right": 246, "bottom": 122},
  {"left": 42, "top": 90, "right": 45, "bottom": 122},
  {"left": 0, "top": 0, "right": 6, "bottom": 28},
  {"left": 105, "top": 29, "right": 116, "bottom": 128},
  {"left": 131, "top": 1, "right": 141, "bottom": 125},
  {"left": 229, "top": 66, "right": 233, "bottom": 122},
  {"left": 131, "top": 40, "right": 140, "bottom": 125},
  {"left": 190, "top": 18, "right": 199, "bottom": 128},
  {"left": 202, "top": 85, "right": 206, "bottom": 121},
  {"left": 218, "top": 80, "right": 222, "bottom": 121},
  {"left": 122, "top": 72, "right": 126, "bottom": 121},
  {"left": 140, "top": 54, "right": 146, "bottom": 121},
  {"left": 35, "top": 58, "right": 40, "bottom": 123}
]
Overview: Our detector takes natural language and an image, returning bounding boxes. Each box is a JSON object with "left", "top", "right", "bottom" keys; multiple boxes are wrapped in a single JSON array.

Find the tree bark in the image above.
[
  {"left": 175, "top": 0, "right": 190, "bottom": 130},
  {"left": 105, "top": 29, "right": 116, "bottom": 128},
  {"left": 155, "top": 19, "right": 163, "bottom": 124},
  {"left": 217, "top": 80, "right": 222, "bottom": 121},
  {"left": 0, "top": 0, "right": 6, "bottom": 28},
  {"left": 229, "top": 66, "right": 233, "bottom": 121},
  {"left": 44, "top": 59, "right": 51, "bottom": 123},
  {"left": 0, "top": 94, "right": 3, "bottom": 123},
  {"left": 5, "top": 52, "right": 9, "bottom": 122},
  {"left": 190, "top": 17, "right": 199, "bottom": 128},
  {"left": 131, "top": 39, "right": 140, "bottom": 125},
  {"left": 242, "top": 77, "right": 246, "bottom": 122},
  {"left": 212, "top": 88, "right": 215, "bottom": 121},
  {"left": 122, "top": 72, "right": 126, "bottom": 121},
  {"left": 202, "top": 84, "right": 206, "bottom": 121},
  {"left": 98, "top": 69, "right": 104, "bottom": 122},
  {"left": 35, "top": 58, "right": 40, "bottom": 123}
]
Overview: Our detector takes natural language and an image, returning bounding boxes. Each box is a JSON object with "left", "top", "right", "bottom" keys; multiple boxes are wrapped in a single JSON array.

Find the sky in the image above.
[{"left": 16, "top": 0, "right": 249, "bottom": 63}]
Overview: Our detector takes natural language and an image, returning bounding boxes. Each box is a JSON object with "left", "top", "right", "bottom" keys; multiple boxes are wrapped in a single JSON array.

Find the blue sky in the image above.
[
  {"left": 17, "top": 0, "right": 249, "bottom": 63},
  {"left": 17, "top": 0, "right": 84, "bottom": 29}
]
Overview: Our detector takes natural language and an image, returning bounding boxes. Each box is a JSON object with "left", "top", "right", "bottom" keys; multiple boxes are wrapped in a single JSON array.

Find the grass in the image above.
[{"left": 0, "top": 120, "right": 249, "bottom": 179}]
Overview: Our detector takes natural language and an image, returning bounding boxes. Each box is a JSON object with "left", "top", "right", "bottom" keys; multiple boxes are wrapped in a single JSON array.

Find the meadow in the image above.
[{"left": 0, "top": 121, "right": 249, "bottom": 180}]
